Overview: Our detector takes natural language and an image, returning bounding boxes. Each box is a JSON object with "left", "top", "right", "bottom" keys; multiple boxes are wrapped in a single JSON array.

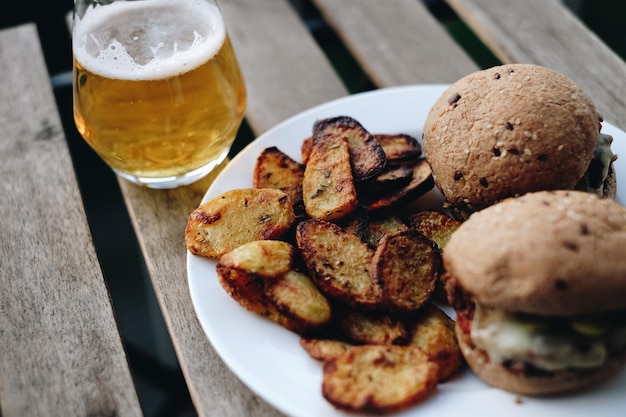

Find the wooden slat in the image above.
[
  {"left": 0, "top": 25, "right": 142, "bottom": 417},
  {"left": 116, "top": 0, "right": 349, "bottom": 416},
  {"left": 446, "top": 0, "right": 626, "bottom": 131},
  {"left": 221, "top": 0, "right": 348, "bottom": 133},
  {"left": 312, "top": 0, "right": 478, "bottom": 86}
]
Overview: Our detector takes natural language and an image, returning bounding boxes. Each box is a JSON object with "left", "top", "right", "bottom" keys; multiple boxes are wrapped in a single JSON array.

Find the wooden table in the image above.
[{"left": 1, "top": 0, "right": 624, "bottom": 416}]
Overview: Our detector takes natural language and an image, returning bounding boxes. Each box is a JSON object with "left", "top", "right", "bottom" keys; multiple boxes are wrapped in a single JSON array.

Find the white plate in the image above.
[{"left": 187, "top": 85, "right": 626, "bottom": 417}]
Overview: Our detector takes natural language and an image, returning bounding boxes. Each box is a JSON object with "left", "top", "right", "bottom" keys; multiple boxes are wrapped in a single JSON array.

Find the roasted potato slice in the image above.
[
  {"left": 322, "top": 345, "right": 439, "bottom": 414},
  {"left": 296, "top": 219, "right": 383, "bottom": 310},
  {"left": 364, "top": 158, "right": 434, "bottom": 216},
  {"left": 301, "top": 136, "right": 313, "bottom": 165},
  {"left": 217, "top": 240, "right": 294, "bottom": 278},
  {"left": 253, "top": 146, "right": 304, "bottom": 190},
  {"left": 335, "top": 306, "right": 408, "bottom": 345},
  {"left": 216, "top": 262, "right": 285, "bottom": 324},
  {"left": 365, "top": 215, "right": 408, "bottom": 249},
  {"left": 217, "top": 265, "right": 316, "bottom": 335},
  {"left": 302, "top": 134, "right": 358, "bottom": 222},
  {"left": 406, "top": 210, "right": 462, "bottom": 250},
  {"left": 406, "top": 211, "right": 462, "bottom": 302},
  {"left": 408, "top": 303, "right": 463, "bottom": 382},
  {"left": 185, "top": 188, "right": 296, "bottom": 258},
  {"left": 300, "top": 338, "right": 355, "bottom": 361},
  {"left": 336, "top": 203, "right": 369, "bottom": 242},
  {"left": 374, "top": 133, "right": 422, "bottom": 165},
  {"left": 314, "top": 116, "right": 386, "bottom": 182},
  {"left": 371, "top": 229, "right": 441, "bottom": 314},
  {"left": 266, "top": 270, "right": 332, "bottom": 334},
  {"left": 363, "top": 164, "right": 414, "bottom": 197}
]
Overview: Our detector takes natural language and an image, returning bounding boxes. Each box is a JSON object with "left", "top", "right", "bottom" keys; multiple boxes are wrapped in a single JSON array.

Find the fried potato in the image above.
[
  {"left": 371, "top": 229, "right": 441, "bottom": 314},
  {"left": 314, "top": 116, "right": 387, "bottom": 182},
  {"left": 406, "top": 210, "right": 462, "bottom": 250},
  {"left": 322, "top": 345, "right": 439, "bottom": 414},
  {"left": 253, "top": 146, "right": 304, "bottom": 190},
  {"left": 300, "top": 338, "right": 355, "bottom": 361},
  {"left": 217, "top": 240, "right": 294, "bottom": 278},
  {"left": 302, "top": 134, "right": 358, "bottom": 222},
  {"left": 336, "top": 203, "right": 369, "bottom": 242},
  {"left": 296, "top": 219, "right": 383, "bottom": 310},
  {"left": 335, "top": 306, "right": 408, "bottom": 345},
  {"left": 363, "top": 164, "right": 414, "bottom": 197},
  {"left": 374, "top": 133, "right": 422, "bottom": 165},
  {"left": 266, "top": 270, "right": 332, "bottom": 334},
  {"left": 301, "top": 136, "right": 313, "bottom": 165},
  {"left": 406, "top": 211, "right": 462, "bottom": 302},
  {"left": 217, "top": 266, "right": 317, "bottom": 335},
  {"left": 185, "top": 188, "right": 296, "bottom": 258},
  {"left": 216, "top": 262, "right": 285, "bottom": 324},
  {"left": 408, "top": 303, "right": 463, "bottom": 382},
  {"left": 217, "top": 242, "right": 330, "bottom": 335},
  {"left": 365, "top": 215, "right": 408, "bottom": 249},
  {"left": 364, "top": 158, "right": 434, "bottom": 216}
]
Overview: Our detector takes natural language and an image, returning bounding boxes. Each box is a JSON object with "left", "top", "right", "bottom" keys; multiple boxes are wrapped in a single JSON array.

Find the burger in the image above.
[
  {"left": 444, "top": 190, "right": 626, "bottom": 395},
  {"left": 423, "top": 63, "right": 617, "bottom": 219}
]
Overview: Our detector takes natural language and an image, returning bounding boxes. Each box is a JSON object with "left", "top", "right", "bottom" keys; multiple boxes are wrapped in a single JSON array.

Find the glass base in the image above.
[{"left": 114, "top": 150, "right": 229, "bottom": 189}]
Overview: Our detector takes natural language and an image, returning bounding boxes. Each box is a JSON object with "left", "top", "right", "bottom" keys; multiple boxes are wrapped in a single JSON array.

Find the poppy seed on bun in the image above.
[
  {"left": 422, "top": 64, "right": 613, "bottom": 218},
  {"left": 443, "top": 190, "right": 626, "bottom": 395}
]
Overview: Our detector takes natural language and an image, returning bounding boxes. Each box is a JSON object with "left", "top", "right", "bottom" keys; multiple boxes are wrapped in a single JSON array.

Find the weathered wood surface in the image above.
[
  {"left": 312, "top": 0, "right": 478, "bottom": 86},
  {"left": 2, "top": 0, "right": 626, "bottom": 416},
  {"left": 0, "top": 24, "right": 142, "bottom": 417}
]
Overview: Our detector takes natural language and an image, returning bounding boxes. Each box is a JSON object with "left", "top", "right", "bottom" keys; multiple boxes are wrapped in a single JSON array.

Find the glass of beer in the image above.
[{"left": 72, "top": 0, "right": 247, "bottom": 188}]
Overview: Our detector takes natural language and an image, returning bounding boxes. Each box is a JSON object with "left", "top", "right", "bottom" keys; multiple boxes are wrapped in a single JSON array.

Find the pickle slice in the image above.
[{"left": 570, "top": 319, "right": 609, "bottom": 337}]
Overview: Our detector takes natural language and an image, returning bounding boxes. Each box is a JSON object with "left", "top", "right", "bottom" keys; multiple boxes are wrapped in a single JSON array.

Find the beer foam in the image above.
[{"left": 73, "top": 0, "right": 226, "bottom": 80}]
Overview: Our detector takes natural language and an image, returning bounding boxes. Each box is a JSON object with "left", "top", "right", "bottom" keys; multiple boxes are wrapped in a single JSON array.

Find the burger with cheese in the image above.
[{"left": 444, "top": 190, "right": 626, "bottom": 394}]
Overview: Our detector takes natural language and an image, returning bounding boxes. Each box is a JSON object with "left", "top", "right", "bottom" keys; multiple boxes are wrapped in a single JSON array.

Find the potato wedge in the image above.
[
  {"left": 374, "top": 133, "right": 421, "bottom": 165},
  {"left": 408, "top": 303, "right": 463, "bottom": 382},
  {"left": 322, "top": 345, "right": 439, "bottom": 414},
  {"left": 302, "top": 134, "right": 358, "bottom": 222},
  {"left": 217, "top": 265, "right": 318, "bottom": 334},
  {"left": 371, "top": 229, "right": 441, "bottom": 314},
  {"left": 266, "top": 270, "right": 332, "bottom": 334},
  {"left": 253, "top": 146, "right": 304, "bottom": 190},
  {"left": 364, "top": 158, "right": 434, "bottom": 216},
  {"left": 300, "top": 338, "right": 355, "bottom": 361},
  {"left": 218, "top": 240, "right": 294, "bottom": 278},
  {"left": 314, "top": 116, "right": 386, "bottom": 182},
  {"left": 362, "top": 164, "right": 414, "bottom": 197},
  {"left": 216, "top": 262, "right": 283, "bottom": 323},
  {"left": 365, "top": 214, "right": 408, "bottom": 249},
  {"left": 301, "top": 136, "right": 313, "bottom": 165},
  {"left": 406, "top": 211, "right": 462, "bottom": 302},
  {"left": 335, "top": 306, "right": 408, "bottom": 345},
  {"left": 406, "top": 210, "right": 462, "bottom": 250},
  {"left": 296, "top": 219, "right": 383, "bottom": 310},
  {"left": 185, "top": 188, "right": 296, "bottom": 258},
  {"left": 336, "top": 203, "right": 369, "bottom": 242}
]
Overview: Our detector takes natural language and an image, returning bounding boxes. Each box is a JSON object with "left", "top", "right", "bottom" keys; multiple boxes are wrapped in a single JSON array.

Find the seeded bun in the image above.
[
  {"left": 444, "top": 190, "right": 626, "bottom": 395},
  {"left": 444, "top": 190, "right": 626, "bottom": 316},
  {"left": 423, "top": 64, "right": 602, "bottom": 216},
  {"left": 455, "top": 325, "right": 626, "bottom": 395}
]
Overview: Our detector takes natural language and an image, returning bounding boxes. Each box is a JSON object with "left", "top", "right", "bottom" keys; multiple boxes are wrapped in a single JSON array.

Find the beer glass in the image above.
[{"left": 72, "top": 0, "right": 247, "bottom": 188}]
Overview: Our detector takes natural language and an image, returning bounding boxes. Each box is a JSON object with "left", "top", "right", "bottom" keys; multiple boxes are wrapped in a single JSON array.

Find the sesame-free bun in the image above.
[
  {"left": 455, "top": 324, "right": 626, "bottom": 395},
  {"left": 423, "top": 64, "right": 600, "bottom": 215},
  {"left": 443, "top": 190, "right": 626, "bottom": 316}
]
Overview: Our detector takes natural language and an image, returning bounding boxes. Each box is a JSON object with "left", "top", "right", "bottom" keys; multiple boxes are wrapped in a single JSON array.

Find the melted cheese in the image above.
[{"left": 471, "top": 304, "right": 606, "bottom": 371}]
